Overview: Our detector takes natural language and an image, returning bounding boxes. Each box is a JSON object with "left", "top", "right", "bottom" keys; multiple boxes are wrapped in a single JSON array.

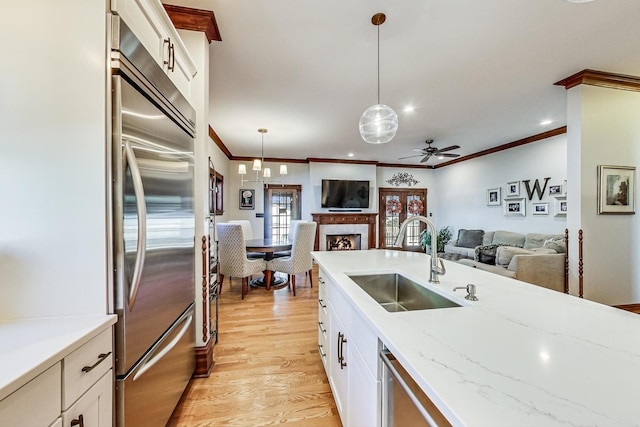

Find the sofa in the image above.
[{"left": 444, "top": 229, "right": 566, "bottom": 293}]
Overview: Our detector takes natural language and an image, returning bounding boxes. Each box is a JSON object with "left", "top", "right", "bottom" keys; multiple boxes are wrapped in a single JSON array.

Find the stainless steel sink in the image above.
[{"left": 348, "top": 273, "right": 462, "bottom": 312}]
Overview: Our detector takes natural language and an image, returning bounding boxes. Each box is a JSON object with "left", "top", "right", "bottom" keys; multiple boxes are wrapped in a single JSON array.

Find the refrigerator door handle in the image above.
[
  {"left": 124, "top": 139, "right": 147, "bottom": 311},
  {"left": 133, "top": 313, "right": 193, "bottom": 381}
]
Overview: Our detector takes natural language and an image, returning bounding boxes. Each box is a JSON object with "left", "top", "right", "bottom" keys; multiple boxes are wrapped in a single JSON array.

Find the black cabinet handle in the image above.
[
  {"left": 71, "top": 414, "right": 84, "bottom": 427},
  {"left": 318, "top": 298, "right": 326, "bottom": 309},
  {"left": 338, "top": 332, "right": 347, "bottom": 369},
  {"left": 318, "top": 321, "right": 326, "bottom": 334},
  {"left": 81, "top": 352, "right": 111, "bottom": 373}
]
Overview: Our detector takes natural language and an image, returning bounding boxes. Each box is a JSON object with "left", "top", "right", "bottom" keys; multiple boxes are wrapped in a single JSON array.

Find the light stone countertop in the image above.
[
  {"left": 312, "top": 249, "right": 640, "bottom": 426},
  {"left": 0, "top": 314, "right": 117, "bottom": 401}
]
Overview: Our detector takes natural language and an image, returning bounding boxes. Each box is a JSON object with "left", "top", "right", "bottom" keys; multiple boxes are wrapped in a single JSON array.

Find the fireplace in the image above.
[
  {"left": 326, "top": 234, "right": 361, "bottom": 251},
  {"left": 312, "top": 213, "right": 377, "bottom": 251}
]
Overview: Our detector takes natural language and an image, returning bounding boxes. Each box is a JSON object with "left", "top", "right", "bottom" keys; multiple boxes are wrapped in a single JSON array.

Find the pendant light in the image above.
[
  {"left": 237, "top": 128, "right": 288, "bottom": 186},
  {"left": 359, "top": 12, "right": 398, "bottom": 144}
]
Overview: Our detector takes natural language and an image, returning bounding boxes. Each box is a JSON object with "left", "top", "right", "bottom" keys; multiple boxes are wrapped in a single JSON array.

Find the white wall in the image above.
[
  {"left": 0, "top": 2, "right": 108, "bottom": 320},
  {"left": 376, "top": 167, "right": 438, "bottom": 215},
  {"left": 434, "top": 135, "right": 568, "bottom": 236},
  {"left": 308, "top": 162, "right": 378, "bottom": 213},
  {"left": 567, "top": 85, "right": 640, "bottom": 304}
]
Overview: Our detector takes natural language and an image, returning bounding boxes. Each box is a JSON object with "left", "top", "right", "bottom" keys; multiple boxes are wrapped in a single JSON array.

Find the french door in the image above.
[
  {"left": 263, "top": 185, "right": 302, "bottom": 240},
  {"left": 378, "top": 188, "right": 428, "bottom": 251}
]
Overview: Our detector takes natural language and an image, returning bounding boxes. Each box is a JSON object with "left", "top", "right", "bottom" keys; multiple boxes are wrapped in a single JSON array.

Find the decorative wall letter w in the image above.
[{"left": 523, "top": 177, "right": 550, "bottom": 201}]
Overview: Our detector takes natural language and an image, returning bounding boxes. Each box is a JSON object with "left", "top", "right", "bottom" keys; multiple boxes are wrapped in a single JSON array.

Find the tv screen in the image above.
[{"left": 321, "top": 179, "right": 370, "bottom": 208}]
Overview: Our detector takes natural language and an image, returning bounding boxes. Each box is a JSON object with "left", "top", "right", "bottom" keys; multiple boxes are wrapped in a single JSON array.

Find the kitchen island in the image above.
[{"left": 313, "top": 249, "right": 640, "bottom": 426}]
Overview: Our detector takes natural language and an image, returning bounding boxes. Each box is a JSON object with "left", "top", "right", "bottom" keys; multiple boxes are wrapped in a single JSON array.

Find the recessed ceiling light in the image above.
[
  {"left": 565, "top": 0, "right": 595, "bottom": 3},
  {"left": 404, "top": 106, "right": 415, "bottom": 113},
  {"left": 348, "top": 153, "right": 354, "bottom": 157},
  {"left": 540, "top": 119, "right": 552, "bottom": 126}
]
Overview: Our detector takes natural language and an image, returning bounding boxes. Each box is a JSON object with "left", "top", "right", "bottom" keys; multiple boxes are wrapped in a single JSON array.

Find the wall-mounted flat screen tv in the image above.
[{"left": 321, "top": 179, "right": 370, "bottom": 209}]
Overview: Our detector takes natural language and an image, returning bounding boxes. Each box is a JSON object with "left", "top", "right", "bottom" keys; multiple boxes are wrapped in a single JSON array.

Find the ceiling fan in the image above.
[{"left": 398, "top": 139, "right": 461, "bottom": 163}]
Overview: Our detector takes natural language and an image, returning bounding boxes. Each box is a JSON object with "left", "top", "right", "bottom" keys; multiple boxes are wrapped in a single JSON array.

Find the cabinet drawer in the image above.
[
  {"left": 0, "top": 362, "right": 61, "bottom": 426},
  {"left": 62, "top": 328, "right": 113, "bottom": 409},
  {"left": 62, "top": 371, "right": 113, "bottom": 427}
]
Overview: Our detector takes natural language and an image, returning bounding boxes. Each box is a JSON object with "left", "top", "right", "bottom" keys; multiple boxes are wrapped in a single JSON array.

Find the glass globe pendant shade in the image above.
[{"left": 359, "top": 104, "right": 398, "bottom": 144}]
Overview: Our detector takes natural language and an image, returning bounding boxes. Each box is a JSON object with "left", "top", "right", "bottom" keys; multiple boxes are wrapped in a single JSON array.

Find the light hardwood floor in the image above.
[{"left": 168, "top": 268, "right": 342, "bottom": 426}]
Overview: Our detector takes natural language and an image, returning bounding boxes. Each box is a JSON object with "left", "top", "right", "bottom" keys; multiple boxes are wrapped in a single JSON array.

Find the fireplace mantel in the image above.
[{"left": 311, "top": 213, "right": 377, "bottom": 250}]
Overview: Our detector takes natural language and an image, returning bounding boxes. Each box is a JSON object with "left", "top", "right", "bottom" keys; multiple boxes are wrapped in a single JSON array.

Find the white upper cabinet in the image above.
[{"left": 111, "top": 0, "right": 197, "bottom": 100}]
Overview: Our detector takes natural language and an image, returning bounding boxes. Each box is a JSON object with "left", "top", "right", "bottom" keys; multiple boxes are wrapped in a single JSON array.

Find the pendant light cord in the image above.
[{"left": 377, "top": 24, "right": 380, "bottom": 105}]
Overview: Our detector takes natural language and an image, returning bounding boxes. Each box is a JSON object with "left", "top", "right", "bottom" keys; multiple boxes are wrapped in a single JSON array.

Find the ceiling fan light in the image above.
[{"left": 359, "top": 104, "right": 398, "bottom": 144}]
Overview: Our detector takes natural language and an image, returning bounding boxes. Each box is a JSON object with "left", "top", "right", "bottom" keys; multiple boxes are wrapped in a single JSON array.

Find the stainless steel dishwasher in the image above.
[{"left": 380, "top": 349, "right": 452, "bottom": 427}]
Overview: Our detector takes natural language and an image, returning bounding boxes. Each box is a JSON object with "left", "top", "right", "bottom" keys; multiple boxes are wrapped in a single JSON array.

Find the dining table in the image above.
[{"left": 245, "top": 238, "right": 292, "bottom": 290}]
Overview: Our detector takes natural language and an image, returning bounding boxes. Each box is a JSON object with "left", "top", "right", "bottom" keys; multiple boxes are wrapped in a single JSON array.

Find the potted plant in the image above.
[{"left": 420, "top": 226, "right": 452, "bottom": 254}]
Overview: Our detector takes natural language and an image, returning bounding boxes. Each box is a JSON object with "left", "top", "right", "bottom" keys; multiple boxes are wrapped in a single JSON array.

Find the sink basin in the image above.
[{"left": 347, "top": 273, "right": 462, "bottom": 312}]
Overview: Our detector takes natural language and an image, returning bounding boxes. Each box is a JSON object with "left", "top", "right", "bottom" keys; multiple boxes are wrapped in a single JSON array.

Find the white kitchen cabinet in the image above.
[
  {"left": 0, "top": 363, "right": 61, "bottom": 427},
  {"left": 111, "top": 0, "right": 197, "bottom": 100},
  {"left": 50, "top": 417, "right": 63, "bottom": 427},
  {"left": 62, "top": 372, "right": 112, "bottom": 427},
  {"left": 319, "top": 268, "right": 378, "bottom": 427}
]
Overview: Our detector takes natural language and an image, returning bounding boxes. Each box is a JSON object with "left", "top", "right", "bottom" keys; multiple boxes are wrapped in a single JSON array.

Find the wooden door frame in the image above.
[
  {"left": 378, "top": 187, "right": 428, "bottom": 250},
  {"left": 263, "top": 184, "right": 302, "bottom": 238}
]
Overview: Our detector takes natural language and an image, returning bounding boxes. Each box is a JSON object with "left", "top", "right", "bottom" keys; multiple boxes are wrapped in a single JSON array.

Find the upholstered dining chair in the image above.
[
  {"left": 267, "top": 221, "right": 317, "bottom": 296},
  {"left": 229, "top": 219, "right": 263, "bottom": 259},
  {"left": 273, "top": 219, "right": 306, "bottom": 258},
  {"left": 216, "top": 223, "right": 266, "bottom": 299}
]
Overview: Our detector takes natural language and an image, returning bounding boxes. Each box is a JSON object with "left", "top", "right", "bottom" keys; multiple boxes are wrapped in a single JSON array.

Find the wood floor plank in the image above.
[{"left": 168, "top": 268, "right": 342, "bottom": 426}]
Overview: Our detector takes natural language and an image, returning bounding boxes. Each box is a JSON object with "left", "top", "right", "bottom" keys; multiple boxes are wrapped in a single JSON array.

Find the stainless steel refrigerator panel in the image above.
[
  {"left": 112, "top": 75, "right": 195, "bottom": 376},
  {"left": 115, "top": 304, "right": 196, "bottom": 427}
]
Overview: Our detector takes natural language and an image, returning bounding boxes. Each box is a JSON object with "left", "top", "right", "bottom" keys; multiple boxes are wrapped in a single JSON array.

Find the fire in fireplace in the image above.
[{"left": 326, "top": 234, "right": 361, "bottom": 251}]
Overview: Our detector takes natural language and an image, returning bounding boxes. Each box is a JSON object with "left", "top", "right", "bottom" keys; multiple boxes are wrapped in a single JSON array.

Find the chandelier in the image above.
[
  {"left": 238, "top": 128, "right": 288, "bottom": 186},
  {"left": 359, "top": 12, "right": 398, "bottom": 144}
]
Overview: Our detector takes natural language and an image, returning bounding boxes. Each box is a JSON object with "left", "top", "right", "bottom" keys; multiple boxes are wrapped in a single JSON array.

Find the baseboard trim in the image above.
[{"left": 193, "top": 340, "right": 214, "bottom": 378}]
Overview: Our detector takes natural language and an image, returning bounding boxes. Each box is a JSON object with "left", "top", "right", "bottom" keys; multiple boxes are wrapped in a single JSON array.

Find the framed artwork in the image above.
[
  {"left": 549, "top": 185, "right": 562, "bottom": 196},
  {"left": 239, "top": 189, "right": 255, "bottom": 210},
  {"left": 597, "top": 165, "right": 635, "bottom": 214},
  {"left": 487, "top": 187, "right": 501, "bottom": 206},
  {"left": 554, "top": 196, "right": 567, "bottom": 217},
  {"left": 532, "top": 202, "right": 549, "bottom": 215},
  {"left": 506, "top": 181, "right": 520, "bottom": 197},
  {"left": 504, "top": 198, "right": 525, "bottom": 216}
]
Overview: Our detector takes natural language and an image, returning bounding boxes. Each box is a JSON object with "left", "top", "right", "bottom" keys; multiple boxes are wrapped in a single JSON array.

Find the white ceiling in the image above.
[{"left": 167, "top": 0, "right": 640, "bottom": 166}]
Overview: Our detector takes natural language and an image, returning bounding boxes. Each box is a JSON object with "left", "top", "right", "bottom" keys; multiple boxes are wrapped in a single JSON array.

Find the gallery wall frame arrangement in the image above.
[
  {"left": 597, "top": 165, "right": 635, "bottom": 214},
  {"left": 532, "top": 202, "right": 549, "bottom": 215},
  {"left": 549, "top": 184, "right": 562, "bottom": 196},
  {"left": 504, "top": 198, "right": 525, "bottom": 216},
  {"left": 239, "top": 189, "right": 255, "bottom": 210},
  {"left": 506, "top": 181, "right": 520, "bottom": 197},
  {"left": 487, "top": 187, "right": 501, "bottom": 206}
]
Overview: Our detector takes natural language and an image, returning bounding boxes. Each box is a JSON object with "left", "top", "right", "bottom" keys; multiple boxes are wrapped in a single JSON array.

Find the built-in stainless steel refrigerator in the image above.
[{"left": 110, "top": 16, "right": 195, "bottom": 427}]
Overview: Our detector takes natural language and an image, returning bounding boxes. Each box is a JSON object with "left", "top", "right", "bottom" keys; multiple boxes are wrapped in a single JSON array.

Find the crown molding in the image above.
[
  {"left": 554, "top": 69, "right": 640, "bottom": 92},
  {"left": 433, "top": 127, "right": 567, "bottom": 169},
  {"left": 163, "top": 4, "right": 221, "bottom": 43},
  {"left": 209, "top": 126, "right": 566, "bottom": 169}
]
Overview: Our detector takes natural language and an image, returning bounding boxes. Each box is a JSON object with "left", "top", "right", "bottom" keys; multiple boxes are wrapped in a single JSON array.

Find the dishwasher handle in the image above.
[{"left": 380, "top": 350, "right": 440, "bottom": 427}]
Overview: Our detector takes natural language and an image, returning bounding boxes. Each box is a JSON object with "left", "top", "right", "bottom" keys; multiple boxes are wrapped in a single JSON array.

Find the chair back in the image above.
[
  {"left": 289, "top": 222, "right": 317, "bottom": 272},
  {"left": 229, "top": 220, "right": 253, "bottom": 241},
  {"left": 216, "top": 223, "right": 249, "bottom": 276}
]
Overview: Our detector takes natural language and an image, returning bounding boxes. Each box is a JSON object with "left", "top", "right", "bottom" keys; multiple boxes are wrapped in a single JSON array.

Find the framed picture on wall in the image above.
[
  {"left": 506, "top": 181, "right": 520, "bottom": 197},
  {"left": 554, "top": 196, "right": 567, "bottom": 217},
  {"left": 532, "top": 202, "right": 549, "bottom": 215},
  {"left": 504, "top": 198, "right": 525, "bottom": 216},
  {"left": 597, "top": 165, "right": 635, "bottom": 214},
  {"left": 239, "top": 189, "right": 255, "bottom": 210},
  {"left": 487, "top": 187, "right": 501, "bottom": 206}
]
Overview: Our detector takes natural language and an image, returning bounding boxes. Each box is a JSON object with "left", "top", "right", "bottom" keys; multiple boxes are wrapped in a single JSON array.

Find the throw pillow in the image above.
[
  {"left": 474, "top": 244, "right": 500, "bottom": 265},
  {"left": 457, "top": 229, "right": 484, "bottom": 249},
  {"left": 543, "top": 236, "right": 566, "bottom": 253},
  {"left": 495, "top": 246, "right": 534, "bottom": 268}
]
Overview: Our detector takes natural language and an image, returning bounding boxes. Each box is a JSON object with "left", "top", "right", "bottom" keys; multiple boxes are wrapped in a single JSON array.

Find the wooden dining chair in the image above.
[
  {"left": 216, "top": 223, "right": 266, "bottom": 299},
  {"left": 266, "top": 222, "right": 317, "bottom": 296}
]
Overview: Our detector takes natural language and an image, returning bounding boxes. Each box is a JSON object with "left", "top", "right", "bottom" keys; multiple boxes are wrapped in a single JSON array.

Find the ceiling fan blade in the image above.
[
  {"left": 437, "top": 145, "right": 461, "bottom": 153},
  {"left": 439, "top": 153, "right": 460, "bottom": 158},
  {"left": 419, "top": 154, "right": 432, "bottom": 163},
  {"left": 412, "top": 148, "right": 426, "bottom": 152},
  {"left": 398, "top": 154, "right": 424, "bottom": 160}
]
